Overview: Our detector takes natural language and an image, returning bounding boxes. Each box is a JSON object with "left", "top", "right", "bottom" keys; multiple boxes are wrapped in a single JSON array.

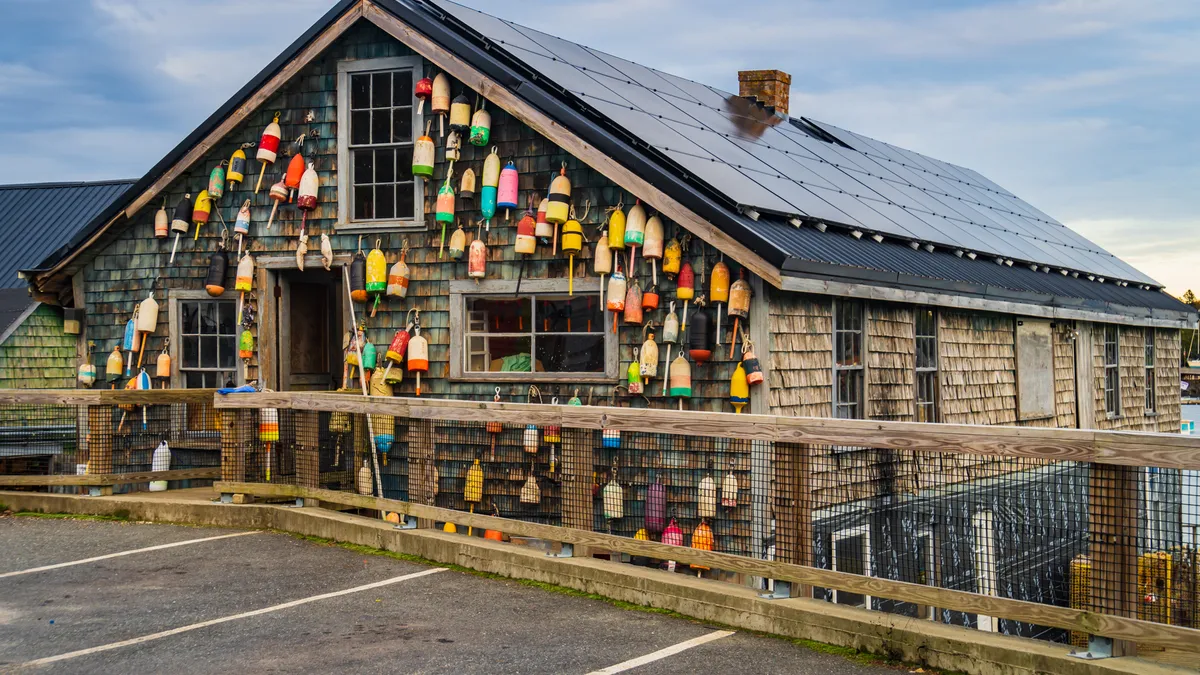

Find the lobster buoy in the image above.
[
  {"left": 384, "top": 325, "right": 411, "bottom": 382},
  {"left": 468, "top": 233, "right": 487, "bottom": 280},
  {"left": 239, "top": 329, "right": 254, "bottom": 360},
  {"left": 546, "top": 166, "right": 571, "bottom": 226},
  {"left": 254, "top": 112, "right": 282, "bottom": 194},
  {"left": 266, "top": 180, "right": 287, "bottom": 230},
  {"left": 149, "top": 441, "right": 171, "bottom": 492},
  {"left": 602, "top": 428, "right": 620, "bottom": 449},
  {"left": 465, "top": 458, "right": 484, "bottom": 504},
  {"left": 208, "top": 162, "right": 226, "bottom": 202},
  {"left": 191, "top": 190, "right": 212, "bottom": 241},
  {"left": 663, "top": 236, "right": 682, "bottom": 279},
  {"left": 523, "top": 424, "right": 539, "bottom": 454},
  {"left": 710, "top": 259, "right": 731, "bottom": 344},
  {"left": 445, "top": 130, "right": 461, "bottom": 163},
  {"left": 460, "top": 168, "right": 476, "bottom": 203},
  {"left": 722, "top": 469, "right": 739, "bottom": 508},
  {"left": 562, "top": 217, "right": 583, "bottom": 295},
  {"left": 595, "top": 230, "right": 612, "bottom": 307},
  {"left": 627, "top": 356, "right": 642, "bottom": 395},
  {"left": 431, "top": 73, "right": 450, "bottom": 136},
  {"left": 728, "top": 269, "right": 751, "bottom": 358},
  {"left": 515, "top": 201, "right": 537, "bottom": 255},
  {"left": 608, "top": 205, "right": 626, "bottom": 251},
  {"left": 520, "top": 471, "right": 540, "bottom": 505},
  {"left": 660, "top": 302, "right": 680, "bottom": 395},
  {"left": 234, "top": 199, "right": 251, "bottom": 239},
  {"left": 366, "top": 244, "right": 386, "bottom": 315},
  {"left": 532, "top": 198, "right": 551, "bottom": 245},
  {"left": 78, "top": 344, "right": 97, "bottom": 388},
  {"left": 236, "top": 252, "right": 254, "bottom": 293},
  {"left": 349, "top": 251, "right": 367, "bottom": 303},
  {"left": 137, "top": 292, "right": 159, "bottom": 335},
  {"left": 360, "top": 341, "right": 377, "bottom": 371},
  {"left": 669, "top": 353, "right": 692, "bottom": 398},
  {"left": 285, "top": 152, "right": 305, "bottom": 202},
  {"left": 730, "top": 361, "right": 749, "bottom": 413},
  {"left": 743, "top": 338, "right": 765, "bottom": 387},
  {"left": 413, "top": 121, "right": 435, "bottom": 177},
  {"left": 387, "top": 246, "right": 410, "bottom": 299},
  {"left": 688, "top": 308, "right": 713, "bottom": 366},
  {"left": 606, "top": 265, "right": 626, "bottom": 329},
  {"left": 168, "top": 194, "right": 191, "bottom": 264},
  {"left": 156, "top": 348, "right": 171, "bottom": 382},
  {"left": 646, "top": 478, "right": 666, "bottom": 533},
  {"left": 407, "top": 322, "right": 428, "bottom": 396},
  {"left": 662, "top": 518, "right": 684, "bottom": 546},
  {"left": 642, "top": 283, "right": 659, "bottom": 311},
  {"left": 449, "top": 224, "right": 467, "bottom": 261},
  {"left": 228, "top": 146, "right": 248, "bottom": 189},
  {"left": 436, "top": 180, "right": 455, "bottom": 256},
  {"left": 644, "top": 213, "right": 664, "bottom": 284},
  {"left": 105, "top": 345, "right": 123, "bottom": 384},
  {"left": 603, "top": 473, "right": 624, "bottom": 520},
  {"left": 640, "top": 324, "right": 658, "bottom": 382},
  {"left": 370, "top": 368, "right": 395, "bottom": 454},
  {"left": 469, "top": 103, "right": 491, "bottom": 146},
  {"left": 449, "top": 94, "right": 471, "bottom": 132},
  {"left": 691, "top": 521, "right": 714, "bottom": 574},
  {"left": 699, "top": 473, "right": 717, "bottom": 519},
  {"left": 481, "top": 148, "right": 500, "bottom": 223},
  {"left": 357, "top": 460, "right": 373, "bottom": 496},
  {"left": 623, "top": 282, "right": 643, "bottom": 325},
  {"left": 498, "top": 161, "right": 519, "bottom": 218},
  {"left": 154, "top": 199, "right": 169, "bottom": 239},
  {"left": 414, "top": 76, "right": 432, "bottom": 114},
  {"left": 205, "top": 248, "right": 228, "bottom": 296},
  {"left": 677, "top": 260, "right": 694, "bottom": 331},
  {"left": 624, "top": 201, "right": 646, "bottom": 269}
]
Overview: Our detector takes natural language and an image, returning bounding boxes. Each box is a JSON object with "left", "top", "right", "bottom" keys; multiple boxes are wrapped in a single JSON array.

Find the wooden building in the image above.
[{"left": 14, "top": 1, "right": 1199, "bottom": 636}]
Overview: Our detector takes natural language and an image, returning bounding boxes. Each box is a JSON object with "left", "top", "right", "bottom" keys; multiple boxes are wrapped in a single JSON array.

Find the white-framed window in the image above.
[
  {"left": 1145, "top": 329, "right": 1156, "bottom": 414},
  {"left": 833, "top": 299, "right": 865, "bottom": 419},
  {"left": 972, "top": 510, "right": 998, "bottom": 632},
  {"left": 915, "top": 308, "right": 938, "bottom": 423},
  {"left": 831, "top": 525, "right": 871, "bottom": 609},
  {"left": 169, "top": 294, "right": 240, "bottom": 389},
  {"left": 1104, "top": 324, "right": 1120, "bottom": 416},
  {"left": 336, "top": 56, "right": 424, "bottom": 232},
  {"left": 447, "top": 279, "right": 618, "bottom": 382}
]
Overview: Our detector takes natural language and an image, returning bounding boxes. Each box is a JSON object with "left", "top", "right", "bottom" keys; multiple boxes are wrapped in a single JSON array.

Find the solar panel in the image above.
[{"left": 430, "top": 0, "right": 1158, "bottom": 285}]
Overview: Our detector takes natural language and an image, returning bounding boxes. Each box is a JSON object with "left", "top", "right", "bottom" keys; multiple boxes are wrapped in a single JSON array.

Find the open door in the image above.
[{"left": 275, "top": 269, "right": 342, "bottom": 391}]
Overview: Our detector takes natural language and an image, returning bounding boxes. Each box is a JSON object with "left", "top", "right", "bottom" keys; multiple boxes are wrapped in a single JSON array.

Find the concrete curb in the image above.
[{"left": 2, "top": 490, "right": 1192, "bottom": 675}]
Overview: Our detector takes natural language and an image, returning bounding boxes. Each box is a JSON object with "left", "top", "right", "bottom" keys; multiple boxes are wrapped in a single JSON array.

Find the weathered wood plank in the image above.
[
  {"left": 0, "top": 468, "right": 220, "bottom": 487},
  {"left": 217, "top": 480, "right": 1200, "bottom": 653}
]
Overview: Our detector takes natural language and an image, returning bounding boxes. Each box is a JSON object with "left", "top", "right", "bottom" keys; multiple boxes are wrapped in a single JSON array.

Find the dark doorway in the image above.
[{"left": 276, "top": 269, "right": 342, "bottom": 391}]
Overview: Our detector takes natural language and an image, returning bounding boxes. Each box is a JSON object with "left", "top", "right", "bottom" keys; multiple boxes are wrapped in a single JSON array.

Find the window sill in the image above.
[
  {"left": 335, "top": 220, "right": 426, "bottom": 233},
  {"left": 451, "top": 373, "right": 616, "bottom": 385},
  {"left": 1145, "top": 410, "right": 1158, "bottom": 417}
]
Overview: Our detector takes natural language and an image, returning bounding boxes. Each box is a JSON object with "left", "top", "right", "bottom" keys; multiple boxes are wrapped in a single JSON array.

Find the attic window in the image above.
[{"left": 336, "top": 56, "right": 424, "bottom": 232}]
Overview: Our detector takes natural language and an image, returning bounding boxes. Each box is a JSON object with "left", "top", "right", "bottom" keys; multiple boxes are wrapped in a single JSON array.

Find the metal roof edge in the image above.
[{"left": 0, "top": 179, "right": 136, "bottom": 191}]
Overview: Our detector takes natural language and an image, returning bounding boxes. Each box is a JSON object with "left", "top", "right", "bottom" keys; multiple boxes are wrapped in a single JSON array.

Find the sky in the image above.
[{"left": 2, "top": 0, "right": 1199, "bottom": 295}]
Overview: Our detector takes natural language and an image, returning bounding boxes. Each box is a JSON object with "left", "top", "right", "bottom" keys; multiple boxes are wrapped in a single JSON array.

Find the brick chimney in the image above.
[{"left": 738, "top": 69, "right": 791, "bottom": 116}]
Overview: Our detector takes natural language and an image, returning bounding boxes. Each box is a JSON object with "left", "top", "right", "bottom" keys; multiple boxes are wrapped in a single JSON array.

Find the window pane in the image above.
[
  {"left": 374, "top": 148, "right": 395, "bottom": 184},
  {"left": 218, "top": 336, "right": 236, "bottom": 369},
  {"left": 392, "top": 71, "right": 412, "bottom": 106},
  {"left": 536, "top": 295, "right": 603, "bottom": 333},
  {"left": 354, "top": 185, "right": 374, "bottom": 220},
  {"left": 350, "top": 110, "right": 370, "bottom": 145},
  {"left": 185, "top": 371, "right": 208, "bottom": 389},
  {"left": 218, "top": 302, "right": 235, "bottom": 333},
  {"left": 350, "top": 74, "right": 370, "bottom": 110},
  {"left": 470, "top": 336, "right": 533, "bottom": 373},
  {"left": 536, "top": 334, "right": 604, "bottom": 373},
  {"left": 392, "top": 107, "right": 412, "bottom": 142},
  {"left": 834, "top": 534, "right": 867, "bottom": 607},
  {"left": 201, "top": 336, "right": 218, "bottom": 368},
  {"left": 371, "top": 110, "right": 390, "bottom": 144},
  {"left": 354, "top": 149, "right": 373, "bottom": 185},
  {"left": 395, "top": 146, "right": 414, "bottom": 182},
  {"left": 200, "top": 302, "right": 218, "bottom": 334},
  {"left": 182, "top": 336, "right": 199, "bottom": 368},
  {"left": 468, "top": 297, "right": 532, "bottom": 333},
  {"left": 396, "top": 182, "right": 414, "bottom": 220},
  {"left": 375, "top": 184, "right": 395, "bottom": 220},
  {"left": 181, "top": 302, "right": 198, "bottom": 334},
  {"left": 371, "top": 72, "right": 391, "bottom": 108},
  {"left": 468, "top": 336, "right": 487, "bottom": 372}
]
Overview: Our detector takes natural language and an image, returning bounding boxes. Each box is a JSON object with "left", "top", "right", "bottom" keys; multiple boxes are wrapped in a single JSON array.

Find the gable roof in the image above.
[
  {"left": 0, "top": 180, "right": 133, "bottom": 290},
  {"left": 22, "top": 0, "right": 1192, "bottom": 326}
]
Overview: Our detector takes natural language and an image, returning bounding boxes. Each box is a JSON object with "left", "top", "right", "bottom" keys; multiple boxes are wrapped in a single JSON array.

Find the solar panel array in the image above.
[{"left": 429, "top": 0, "right": 1156, "bottom": 287}]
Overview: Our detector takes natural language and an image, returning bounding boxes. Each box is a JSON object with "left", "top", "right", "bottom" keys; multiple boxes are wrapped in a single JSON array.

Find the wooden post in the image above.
[
  {"left": 220, "top": 409, "right": 248, "bottom": 483},
  {"left": 773, "top": 442, "right": 812, "bottom": 596},
  {"left": 560, "top": 427, "right": 594, "bottom": 555},
  {"left": 295, "top": 410, "right": 319, "bottom": 489},
  {"left": 406, "top": 417, "right": 436, "bottom": 527},
  {"left": 1088, "top": 462, "right": 1139, "bottom": 656},
  {"left": 86, "top": 405, "right": 113, "bottom": 475}
]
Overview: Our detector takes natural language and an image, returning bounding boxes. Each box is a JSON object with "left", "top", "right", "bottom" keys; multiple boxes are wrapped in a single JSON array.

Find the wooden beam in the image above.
[
  {"left": 361, "top": 1, "right": 782, "bottom": 289},
  {"left": 0, "top": 468, "right": 220, "bottom": 487},
  {"left": 0, "top": 389, "right": 214, "bottom": 406},
  {"left": 217, "top": 480, "right": 1200, "bottom": 654},
  {"left": 781, "top": 275, "right": 1191, "bottom": 330}
]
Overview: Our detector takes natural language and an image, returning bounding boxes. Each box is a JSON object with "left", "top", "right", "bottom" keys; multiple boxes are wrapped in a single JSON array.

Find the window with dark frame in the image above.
[
  {"left": 915, "top": 308, "right": 938, "bottom": 423},
  {"left": 347, "top": 67, "right": 418, "bottom": 223},
  {"left": 1104, "top": 324, "right": 1120, "bottom": 416},
  {"left": 833, "top": 298, "right": 864, "bottom": 419},
  {"left": 462, "top": 293, "right": 605, "bottom": 376},
  {"left": 178, "top": 300, "right": 238, "bottom": 388},
  {"left": 1145, "top": 329, "right": 1156, "bottom": 413}
]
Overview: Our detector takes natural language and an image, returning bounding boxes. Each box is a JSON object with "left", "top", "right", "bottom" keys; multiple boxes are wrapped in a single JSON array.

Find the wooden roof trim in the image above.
[
  {"left": 361, "top": 1, "right": 782, "bottom": 288},
  {"left": 34, "top": 2, "right": 365, "bottom": 285}
]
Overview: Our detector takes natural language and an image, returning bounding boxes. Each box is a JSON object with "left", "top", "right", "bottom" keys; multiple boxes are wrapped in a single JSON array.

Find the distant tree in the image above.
[{"left": 1184, "top": 289, "right": 1197, "bottom": 307}]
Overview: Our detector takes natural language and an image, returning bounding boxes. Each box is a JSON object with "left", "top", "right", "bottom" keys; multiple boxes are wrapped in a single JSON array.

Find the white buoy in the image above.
[{"left": 150, "top": 441, "right": 171, "bottom": 492}]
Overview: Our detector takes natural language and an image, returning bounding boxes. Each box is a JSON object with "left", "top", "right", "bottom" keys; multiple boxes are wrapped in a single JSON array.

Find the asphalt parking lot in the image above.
[{"left": 0, "top": 516, "right": 897, "bottom": 674}]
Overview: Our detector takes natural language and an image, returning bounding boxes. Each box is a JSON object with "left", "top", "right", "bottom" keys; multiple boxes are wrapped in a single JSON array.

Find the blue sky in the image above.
[{"left": 2, "top": 0, "right": 1199, "bottom": 294}]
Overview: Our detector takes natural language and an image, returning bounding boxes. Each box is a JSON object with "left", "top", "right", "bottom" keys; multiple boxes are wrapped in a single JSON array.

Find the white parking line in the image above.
[
  {"left": 0, "top": 531, "right": 261, "bottom": 579},
  {"left": 21, "top": 567, "right": 446, "bottom": 666},
  {"left": 586, "top": 630, "right": 736, "bottom": 674}
]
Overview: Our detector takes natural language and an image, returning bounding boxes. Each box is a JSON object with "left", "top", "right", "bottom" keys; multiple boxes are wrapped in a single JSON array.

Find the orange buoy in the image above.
[
  {"left": 728, "top": 269, "right": 751, "bottom": 358},
  {"left": 285, "top": 152, "right": 305, "bottom": 202},
  {"left": 407, "top": 318, "right": 429, "bottom": 396},
  {"left": 710, "top": 258, "right": 730, "bottom": 345},
  {"left": 388, "top": 245, "right": 410, "bottom": 299}
]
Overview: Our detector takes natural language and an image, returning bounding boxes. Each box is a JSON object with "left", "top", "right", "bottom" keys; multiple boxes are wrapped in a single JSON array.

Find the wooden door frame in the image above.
[{"left": 258, "top": 255, "right": 352, "bottom": 392}]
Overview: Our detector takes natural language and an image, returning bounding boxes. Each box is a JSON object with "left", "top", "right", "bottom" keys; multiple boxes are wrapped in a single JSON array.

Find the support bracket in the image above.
[
  {"left": 758, "top": 580, "right": 792, "bottom": 600},
  {"left": 1070, "top": 635, "right": 1113, "bottom": 660},
  {"left": 546, "top": 543, "right": 574, "bottom": 558},
  {"left": 393, "top": 515, "right": 418, "bottom": 530}
]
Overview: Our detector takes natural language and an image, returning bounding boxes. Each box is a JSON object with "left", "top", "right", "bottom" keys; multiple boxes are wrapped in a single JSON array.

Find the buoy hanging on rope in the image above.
[
  {"left": 469, "top": 100, "right": 491, "bottom": 146},
  {"left": 465, "top": 457, "right": 484, "bottom": 504},
  {"left": 624, "top": 201, "right": 646, "bottom": 270},
  {"left": 156, "top": 338, "right": 171, "bottom": 387},
  {"left": 413, "top": 120, "right": 435, "bottom": 178},
  {"left": 267, "top": 180, "right": 287, "bottom": 230},
  {"left": 606, "top": 263, "right": 626, "bottom": 334},
  {"left": 349, "top": 250, "right": 367, "bottom": 303},
  {"left": 663, "top": 235, "right": 682, "bottom": 279},
  {"left": 642, "top": 282, "right": 659, "bottom": 312},
  {"left": 448, "top": 223, "right": 466, "bottom": 261},
  {"left": 594, "top": 228, "right": 612, "bottom": 307},
  {"left": 742, "top": 336, "right": 764, "bottom": 387},
  {"left": 639, "top": 323, "right": 659, "bottom": 384},
  {"left": 722, "top": 464, "right": 739, "bottom": 507},
  {"left": 435, "top": 175, "right": 455, "bottom": 258},
  {"left": 546, "top": 165, "right": 570, "bottom": 253},
  {"left": 691, "top": 520, "right": 714, "bottom": 576},
  {"left": 105, "top": 343, "right": 123, "bottom": 388},
  {"left": 623, "top": 281, "right": 642, "bottom": 326},
  {"left": 481, "top": 148, "right": 500, "bottom": 227},
  {"left": 515, "top": 196, "right": 537, "bottom": 256},
  {"left": 562, "top": 213, "right": 583, "bottom": 295},
  {"left": 285, "top": 151, "right": 305, "bottom": 203},
  {"left": 497, "top": 161, "right": 518, "bottom": 220},
  {"left": 468, "top": 226, "right": 487, "bottom": 281},
  {"left": 254, "top": 113, "right": 282, "bottom": 194},
  {"left": 728, "top": 269, "right": 751, "bottom": 358},
  {"left": 535, "top": 198, "right": 553, "bottom": 246},
  {"left": 154, "top": 199, "right": 169, "bottom": 239},
  {"left": 607, "top": 204, "right": 626, "bottom": 251},
  {"left": 445, "top": 130, "right": 461, "bottom": 164},
  {"left": 627, "top": 349, "right": 642, "bottom": 395},
  {"left": 296, "top": 163, "right": 319, "bottom": 264},
  {"left": 168, "top": 194, "right": 192, "bottom": 264},
  {"left": 407, "top": 315, "right": 428, "bottom": 396},
  {"left": 78, "top": 342, "right": 97, "bottom": 388},
  {"left": 661, "top": 302, "right": 680, "bottom": 396},
  {"left": 387, "top": 244, "right": 410, "bottom": 300},
  {"left": 235, "top": 252, "right": 254, "bottom": 325},
  {"left": 645, "top": 476, "right": 666, "bottom": 534},
  {"left": 431, "top": 73, "right": 450, "bottom": 137},
  {"left": 366, "top": 241, "right": 387, "bottom": 317},
  {"left": 676, "top": 260, "right": 694, "bottom": 331},
  {"left": 460, "top": 168, "right": 476, "bottom": 203},
  {"left": 449, "top": 94, "right": 471, "bottom": 133},
  {"left": 191, "top": 190, "right": 211, "bottom": 241},
  {"left": 710, "top": 257, "right": 730, "bottom": 346},
  {"left": 122, "top": 308, "right": 138, "bottom": 376},
  {"left": 603, "top": 467, "right": 624, "bottom": 520},
  {"left": 669, "top": 352, "right": 692, "bottom": 408},
  {"left": 382, "top": 309, "right": 414, "bottom": 382},
  {"left": 208, "top": 162, "right": 227, "bottom": 203},
  {"left": 227, "top": 145, "right": 249, "bottom": 191},
  {"left": 644, "top": 213, "right": 664, "bottom": 285},
  {"left": 688, "top": 307, "right": 713, "bottom": 366},
  {"left": 520, "top": 465, "right": 540, "bottom": 505},
  {"left": 699, "top": 472, "right": 717, "bottom": 519},
  {"left": 414, "top": 75, "right": 432, "bottom": 115},
  {"left": 205, "top": 246, "right": 228, "bottom": 297},
  {"left": 730, "top": 361, "right": 749, "bottom": 413}
]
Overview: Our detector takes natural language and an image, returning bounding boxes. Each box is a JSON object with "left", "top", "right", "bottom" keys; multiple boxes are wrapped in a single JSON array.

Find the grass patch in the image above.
[
  {"left": 14, "top": 510, "right": 130, "bottom": 522},
  {"left": 284, "top": 531, "right": 943, "bottom": 672}
]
